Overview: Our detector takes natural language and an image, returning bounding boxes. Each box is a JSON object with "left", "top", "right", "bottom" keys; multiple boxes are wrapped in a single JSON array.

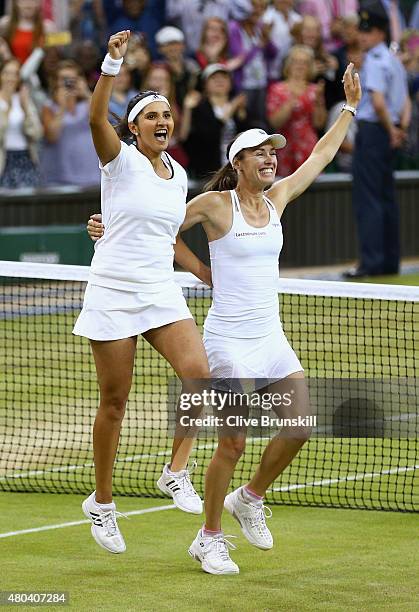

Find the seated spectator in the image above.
[
  {"left": 0, "top": 58, "right": 42, "bottom": 188},
  {"left": 297, "top": 0, "right": 358, "bottom": 51},
  {"left": 124, "top": 31, "right": 151, "bottom": 89},
  {"left": 0, "top": 0, "right": 55, "bottom": 65},
  {"left": 106, "top": 0, "right": 166, "bottom": 58},
  {"left": 108, "top": 63, "right": 137, "bottom": 121},
  {"left": 155, "top": 26, "right": 199, "bottom": 107},
  {"left": 195, "top": 17, "right": 231, "bottom": 70},
  {"left": 266, "top": 44, "right": 326, "bottom": 176},
  {"left": 229, "top": 0, "right": 278, "bottom": 128},
  {"left": 166, "top": 0, "right": 230, "bottom": 54},
  {"left": 262, "top": 0, "right": 302, "bottom": 79},
  {"left": 40, "top": 59, "right": 100, "bottom": 187},
  {"left": 292, "top": 15, "right": 339, "bottom": 108},
  {"left": 142, "top": 61, "right": 188, "bottom": 167},
  {"left": 181, "top": 63, "right": 248, "bottom": 179}
]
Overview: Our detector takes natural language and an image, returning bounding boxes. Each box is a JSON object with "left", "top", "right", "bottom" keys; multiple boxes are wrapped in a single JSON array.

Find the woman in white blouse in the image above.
[{"left": 0, "top": 57, "right": 42, "bottom": 188}]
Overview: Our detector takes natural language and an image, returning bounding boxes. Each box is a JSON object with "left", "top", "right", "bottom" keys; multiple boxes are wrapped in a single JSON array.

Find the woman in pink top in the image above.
[{"left": 266, "top": 44, "right": 327, "bottom": 175}]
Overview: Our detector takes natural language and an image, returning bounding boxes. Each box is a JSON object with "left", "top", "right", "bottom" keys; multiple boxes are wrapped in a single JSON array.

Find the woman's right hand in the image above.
[
  {"left": 108, "top": 30, "right": 130, "bottom": 60},
  {"left": 87, "top": 213, "right": 104, "bottom": 241}
]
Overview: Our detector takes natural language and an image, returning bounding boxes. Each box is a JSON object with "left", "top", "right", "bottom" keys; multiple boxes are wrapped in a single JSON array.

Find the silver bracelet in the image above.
[{"left": 341, "top": 103, "right": 357, "bottom": 117}]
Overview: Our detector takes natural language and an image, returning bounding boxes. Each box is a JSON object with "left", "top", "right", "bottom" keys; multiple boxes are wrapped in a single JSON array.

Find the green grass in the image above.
[
  {"left": 0, "top": 281, "right": 418, "bottom": 609},
  {"left": 0, "top": 285, "right": 418, "bottom": 510},
  {"left": 1, "top": 493, "right": 418, "bottom": 612},
  {"left": 349, "top": 273, "right": 419, "bottom": 286}
]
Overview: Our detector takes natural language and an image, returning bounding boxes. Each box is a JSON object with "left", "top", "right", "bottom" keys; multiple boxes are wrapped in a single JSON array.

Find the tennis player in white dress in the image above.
[
  {"left": 88, "top": 62, "right": 361, "bottom": 573},
  {"left": 74, "top": 31, "right": 212, "bottom": 555}
]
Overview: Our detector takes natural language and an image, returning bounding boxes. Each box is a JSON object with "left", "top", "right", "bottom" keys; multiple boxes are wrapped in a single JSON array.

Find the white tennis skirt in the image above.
[
  {"left": 203, "top": 325, "right": 303, "bottom": 386},
  {"left": 73, "top": 282, "right": 193, "bottom": 341}
]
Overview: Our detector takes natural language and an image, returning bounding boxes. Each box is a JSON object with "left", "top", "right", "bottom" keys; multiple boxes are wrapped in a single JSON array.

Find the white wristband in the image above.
[{"left": 101, "top": 53, "right": 123, "bottom": 76}]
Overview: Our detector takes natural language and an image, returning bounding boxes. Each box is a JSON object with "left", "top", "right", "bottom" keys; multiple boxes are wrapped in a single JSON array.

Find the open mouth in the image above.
[{"left": 154, "top": 129, "right": 168, "bottom": 142}]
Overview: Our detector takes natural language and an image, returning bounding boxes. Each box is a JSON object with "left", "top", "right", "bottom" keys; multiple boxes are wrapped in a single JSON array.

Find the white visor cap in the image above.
[{"left": 228, "top": 128, "right": 286, "bottom": 165}]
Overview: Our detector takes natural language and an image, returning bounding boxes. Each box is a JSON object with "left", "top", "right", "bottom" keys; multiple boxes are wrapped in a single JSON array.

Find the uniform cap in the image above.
[{"left": 359, "top": 1, "right": 389, "bottom": 32}]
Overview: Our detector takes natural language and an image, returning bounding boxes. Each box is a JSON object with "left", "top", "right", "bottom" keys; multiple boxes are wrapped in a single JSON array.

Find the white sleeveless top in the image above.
[
  {"left": 89, "top": 141, "right": 188, "bottom": 293},
  {"left": 204, "top": 189, "right": 283, "bottom": 338}
]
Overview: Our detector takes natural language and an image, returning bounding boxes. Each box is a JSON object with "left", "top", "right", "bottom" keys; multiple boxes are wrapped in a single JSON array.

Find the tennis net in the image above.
[{"left": 0, "top": 260, "right": 418, "bottom": 512}]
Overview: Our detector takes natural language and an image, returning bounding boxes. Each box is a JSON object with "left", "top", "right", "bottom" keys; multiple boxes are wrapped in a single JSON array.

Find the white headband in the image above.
[{"left": 128, "top": 94, "right": 171, "bottom": 123}]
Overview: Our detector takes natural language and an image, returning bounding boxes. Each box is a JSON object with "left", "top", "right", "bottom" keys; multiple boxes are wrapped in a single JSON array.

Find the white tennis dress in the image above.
[
  {"left": 203, "top": 189, "right": 302, "bottom": 382},
  {"left": 73, "top": 141, "right": 192, "bottom": 341}
]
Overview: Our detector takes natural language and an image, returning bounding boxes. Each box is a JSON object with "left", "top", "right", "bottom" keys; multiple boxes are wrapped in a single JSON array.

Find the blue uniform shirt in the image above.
[{"left": 357, "top": 42, "right": 408, "bottom": 123}]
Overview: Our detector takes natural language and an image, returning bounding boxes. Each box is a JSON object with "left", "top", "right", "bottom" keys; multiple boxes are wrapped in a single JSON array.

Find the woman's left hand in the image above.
[{"left": 343, "top": 62, "right": 361, "bottom": 108}]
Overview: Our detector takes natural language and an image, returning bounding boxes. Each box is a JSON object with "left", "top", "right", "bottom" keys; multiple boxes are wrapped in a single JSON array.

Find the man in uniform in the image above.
[{"left": 344, "top": 1, "right": 410, "bottom": 278}]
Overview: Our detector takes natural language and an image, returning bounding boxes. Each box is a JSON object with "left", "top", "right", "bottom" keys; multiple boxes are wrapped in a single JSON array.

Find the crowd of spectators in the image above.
[{"left": 0, "top": 0, "right": 417, "bottom": 189}]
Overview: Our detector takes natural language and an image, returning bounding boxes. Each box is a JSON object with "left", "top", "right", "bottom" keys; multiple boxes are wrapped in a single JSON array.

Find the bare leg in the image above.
[
  {"left": 203, "top": 372, "right": 310, "bottom": 530},
  {"left": 143, "top": 319, "right": 210, "bottom": 471},
  {"left": 204, "top": 435, "right": 246, "bottom": 531},
  {"left": 248, "top": 372, "right": 311, "bottom": 496},
  {"left": 90, "top": 337, "right": 137, "bottom": 504}
]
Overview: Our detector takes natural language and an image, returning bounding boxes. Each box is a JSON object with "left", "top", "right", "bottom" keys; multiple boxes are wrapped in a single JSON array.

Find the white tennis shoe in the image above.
[
  {"left": 157, "top": 462, "right": 203, "bottom": 514},
  {"left": 224, "top": 487, "right": 273, "bottom": 550},
  {"left": 82, "top": 491, "right": 127, "bottom": 554},
  {"left": 188, "top": 529, "right": 239, "bottom": 575}
]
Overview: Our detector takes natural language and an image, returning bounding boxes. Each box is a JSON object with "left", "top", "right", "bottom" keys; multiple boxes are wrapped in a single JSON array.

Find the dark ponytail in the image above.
[
  {"left": 203, "top": 136, "right": 247, "bottom": 192},
  {"left": 112, "top": 90, "right": 161, "bottom": 142},
  {"left": 203, "top": 163, "right": 238, "bottom": 192}
]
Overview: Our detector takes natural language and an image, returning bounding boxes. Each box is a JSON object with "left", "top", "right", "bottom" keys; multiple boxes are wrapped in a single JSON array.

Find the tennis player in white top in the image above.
[
  {"left": 74, "top": 31, "right": 213, "bottom": 555},
  {"left": 88, "top": 61, "right": 361, "bottom": 573}
]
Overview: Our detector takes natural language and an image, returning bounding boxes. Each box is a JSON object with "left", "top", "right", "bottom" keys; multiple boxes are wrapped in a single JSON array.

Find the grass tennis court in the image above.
[
  {"left": 0, "top": 266, "right": 418, "bottom": 610},
  {"left": 356, "top": 272, "right": 419, "bottom": 286},
  {"left": 1, "top": 493, "right": 418, "bottom": 611},
  {"left": 1, "top": 285, "right": 418, "bottom": 510}
]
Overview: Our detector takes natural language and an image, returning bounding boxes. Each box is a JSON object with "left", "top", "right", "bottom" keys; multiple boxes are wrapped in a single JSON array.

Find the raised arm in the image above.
[
  {"left": 267, "top": 63, "right": 361, "bottom": 215},
  {"left": 90, "top": 31, "right": 130, "bottom": 166}
]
